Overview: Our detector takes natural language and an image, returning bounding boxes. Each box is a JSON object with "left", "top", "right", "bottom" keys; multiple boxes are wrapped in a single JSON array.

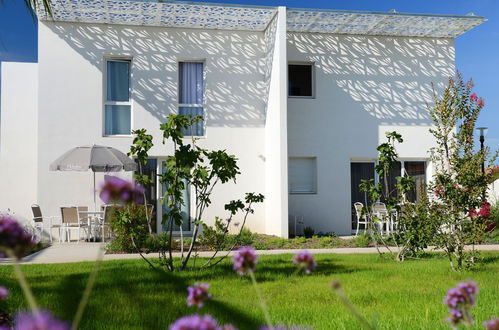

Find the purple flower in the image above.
[
  {"left": 0, "top": 215, "right": 35, "bottom": 259},
  {"left": 99, "top": 176, "right": 145, "bottom": 205},
  {"left": 0, "top": 286, "right": 8, "bottom": 300},
  {"left": 260, "top": 327, "right": 307, "bottom": 330},
  {"left": 484, "top": 318, "right": 499, "bottom": 330},
  {"left": 292, "top": 251, "right": 316, "bottom": 274},
  {"left": 14, "top": 310, "right": 69, "bottom": 330},
  {"left": 187, "top": 283, "right": 212, "bottom": 308},
  {"left": 443, "top": 281, "right": 478, "bottom": 327},
  {"left": 169, "top": 314, "right": 220, "bottom": 330},
  {"left": 232, "top": 246, "right": 258, "bottom": 275}
]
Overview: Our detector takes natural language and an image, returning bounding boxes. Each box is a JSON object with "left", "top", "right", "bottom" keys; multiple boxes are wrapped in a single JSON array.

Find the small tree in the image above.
[
  {"left": 427, "top": 75, "right": 497, "bottom": 270},
  {"left": 156, "top": 115, "right": 263, "bottom": 271}
]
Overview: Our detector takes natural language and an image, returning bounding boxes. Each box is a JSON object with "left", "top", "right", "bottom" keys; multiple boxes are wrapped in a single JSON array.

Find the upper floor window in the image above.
[
  {"left": 104, "top": 59, "right": 131, "bottom": 135},
  {"left": 288, "top": 63, "right": 314, "bottom": 98},
  {"left": 179, "top": 62, "right": 204, "bottom": 136}
]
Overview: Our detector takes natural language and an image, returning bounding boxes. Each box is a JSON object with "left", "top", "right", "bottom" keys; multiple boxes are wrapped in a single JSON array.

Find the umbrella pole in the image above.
[{"left": 93, "top": 172, "right": 97, "bottom": 211}]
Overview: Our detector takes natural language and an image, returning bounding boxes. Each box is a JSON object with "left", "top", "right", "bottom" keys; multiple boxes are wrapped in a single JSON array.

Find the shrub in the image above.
[
  {"left": 303, "top": 226, "right": 315, "bottom": 238},
  {"left": 352, "top": 232, "right": 371, "bottom": 248},
  {"left": 109, "top": 205, "right": 149, "bottom": 253}
]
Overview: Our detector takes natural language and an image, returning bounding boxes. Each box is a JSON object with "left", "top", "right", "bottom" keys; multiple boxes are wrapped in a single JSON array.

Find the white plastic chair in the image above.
[{"left": 354, "top": 202, "right": 369, "bottom": 236}]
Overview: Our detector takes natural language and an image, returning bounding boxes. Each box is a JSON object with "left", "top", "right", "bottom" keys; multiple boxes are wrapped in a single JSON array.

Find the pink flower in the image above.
[
  {"left": 477, "top": 98, "right": 485, "bottom": 107},
  {"left": 169, "top": 314, "right": 221, "bottom": 330},
  {"left": 293, "top": 251, "right": 317, "bottom": 274},
  {"left": 470, "top": 93, "right": 478, "bottom": 102},
  {"left": 232, "top": 246, "right": 258, "bottom": 275},
  {"left": 0, "top": 286, "right": 8, "bottom": 300},
  {"left": 484, "top": 317, "right": 499, "bottom": 330},
  {"left": 187, "top": 283, "right": 211, "bottom": 308}
]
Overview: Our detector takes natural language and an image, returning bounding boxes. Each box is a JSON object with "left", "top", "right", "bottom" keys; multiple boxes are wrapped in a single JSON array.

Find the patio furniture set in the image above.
[
  {"left": 353, "top": 201, "right": 403, "bottom": 236},
  {"left": 31, "top": 204, "right": 118, "bottom": 243}
]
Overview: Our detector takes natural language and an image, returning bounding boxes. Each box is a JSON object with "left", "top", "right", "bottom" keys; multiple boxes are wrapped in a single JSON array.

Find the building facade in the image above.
[{"left": 0, "top": 1, "right": 485, "bottom": 237}]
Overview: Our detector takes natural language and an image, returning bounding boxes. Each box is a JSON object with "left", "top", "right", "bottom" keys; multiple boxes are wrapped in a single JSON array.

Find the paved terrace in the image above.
[{"left": 1, "top": 243, "right": 498, "bottom": 265}]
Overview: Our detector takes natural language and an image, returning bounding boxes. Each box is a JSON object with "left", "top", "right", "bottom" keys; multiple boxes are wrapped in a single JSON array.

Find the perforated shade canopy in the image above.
[{"left": 37, "top": 0, "right": 485, "bottom": 38}]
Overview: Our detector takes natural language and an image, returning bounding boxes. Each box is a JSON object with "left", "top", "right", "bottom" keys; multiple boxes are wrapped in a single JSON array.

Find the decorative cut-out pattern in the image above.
[
  {"left": 286, "top": 10, "right": 485, "bottom": 38},
  {"left": 38, "top": 0, "right": 485, "bottom": 37},
  {"left": 38, "top": 0, "right": 277, "bottom": 31}
]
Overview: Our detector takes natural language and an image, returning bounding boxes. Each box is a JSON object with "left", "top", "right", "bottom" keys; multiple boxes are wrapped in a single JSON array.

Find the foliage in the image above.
[
  {"left": 351, "top": 232, "right": 371, "bottom": 248},
  {"left": 359, "top": 131, "right": 420, "bottom": 259},
  {"left": 303, "top": 226, "right": 315, "bottom": 238},
  {"left": 426, "top": 75, "right": 498, "bottom": 270},
  {"left": 146, "top": 114, "right": 264, "bottom": 271},
  {"left": 128, "top": 128, "right": 155, "bottom": 234},
  {"left": 108, "top": 205, "right": 148, "bottom": 253}
]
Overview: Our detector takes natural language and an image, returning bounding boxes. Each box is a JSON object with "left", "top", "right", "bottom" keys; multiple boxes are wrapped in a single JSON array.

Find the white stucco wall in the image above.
[
  {"left": 0, "top": 62, "right": 38, "bottom": 223},
  {"left": 489, "top": 181, "right": 499, "bottom": 204},
  {"left": 264, "top": 7, "right": 289, "bottom": 237},
  {"left": 287, "top": 33, "right": 455, "bottom": 235},
  {"left": 37, "top": 22, "right": 267, "bottom": 233}
]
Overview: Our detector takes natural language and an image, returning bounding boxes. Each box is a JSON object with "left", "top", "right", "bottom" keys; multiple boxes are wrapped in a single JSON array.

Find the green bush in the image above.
[
  {"left": 352, "top": 232, "right": 371, "bottom": 248},
  {"left": 108, "top": 205, "right": 149, "bottom": 253},
  {"left": 303, "top": 226, "right": 315, "bottom": 238},
  {"left": 490, "top": 202, "right": 499, "bottom": 227}
]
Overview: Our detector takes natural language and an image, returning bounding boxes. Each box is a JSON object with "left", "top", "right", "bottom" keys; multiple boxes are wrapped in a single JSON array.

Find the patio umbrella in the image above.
[{"left": 50, "top": 145, "right": 137, "bottom": 210}]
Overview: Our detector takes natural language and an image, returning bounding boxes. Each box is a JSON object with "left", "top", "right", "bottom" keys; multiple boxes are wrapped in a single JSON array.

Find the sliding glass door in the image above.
[
  {"left": 160, "top": 160, "right": 191, "bottom": 233},
  {"left": 350, "top": 162, "right": 375, "bottom": 229}
]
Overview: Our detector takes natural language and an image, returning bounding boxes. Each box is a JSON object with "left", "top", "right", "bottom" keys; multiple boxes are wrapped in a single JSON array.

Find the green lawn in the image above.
[{"left": 1, "top": 253, "right": 498, "bottom": 329}]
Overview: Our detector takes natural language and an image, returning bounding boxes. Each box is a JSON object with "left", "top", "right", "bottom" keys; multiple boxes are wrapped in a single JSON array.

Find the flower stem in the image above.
[
  {"left": 71, "top": 245, "right": 104, "bottom": 330},
  {"left": 7, "top": 250, "right": 39, "bottom": 313},
  {"left": 249, "top": 271, "right": 273, "bottom": 329},
  {"left": 332, "top": 281, "right": 375, "bottom": 330}
]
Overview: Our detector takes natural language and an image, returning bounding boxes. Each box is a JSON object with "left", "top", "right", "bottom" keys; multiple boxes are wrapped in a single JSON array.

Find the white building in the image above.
[{"left": 0, "top": 0, "right": 485, "bottom": 237}]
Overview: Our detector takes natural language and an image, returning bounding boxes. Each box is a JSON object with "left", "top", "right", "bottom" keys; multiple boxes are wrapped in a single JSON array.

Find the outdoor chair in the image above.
[
  {"left": 372, "top": 202, "right": 390, "bottom": 234},
  {"left": 31, "top": 204, "right": 63, "bottom": 243},
  {"left": 60, "top": 206, "right": 89, "bottom": 243},
  {"left": 354, "top": 202, "right": 369, "bottom": 236},
  {"left": 101, "top": 204, "right": 121, "bottom": 242}
]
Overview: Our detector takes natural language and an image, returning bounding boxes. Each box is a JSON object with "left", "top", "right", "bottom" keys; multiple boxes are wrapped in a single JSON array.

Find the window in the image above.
[
  {"left": 288, "top": 63, "right": 313, "bottom": 97},
  {"left": 289, "top": 157, "right": 317, "bottom": 194},
  {"left": 179, "top": 62, "right": 204, "bottom": 136},
  {"left": 104, "top": 59, "right": 131, "bottom": 135},
  {"left": 404, "top": 161, "right": 427, "bottom": 203}
]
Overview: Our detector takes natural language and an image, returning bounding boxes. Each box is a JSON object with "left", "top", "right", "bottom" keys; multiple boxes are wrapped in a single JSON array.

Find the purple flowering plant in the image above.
[
  {"left": 0, "top": 287, "right": 8, "bottom": 301},
  {"left": 187, "top": 283, "right": 212, "bottom": 308},
  {"left": 443, "top": 280, "right": 479, "bottom": 327},
  {"left": 232, "top": 247, "right": 258, "bottom": 276},
  {"left": 0, "top": 215, "right": 35, "bottom": 259},
  {"left": 99, "top": 176, "right": 145, "bottom": 205},
  {"left": 292, "top": 251, "right": 316, "bottom": 275},
  {"left": 484, "top": 318, "right": 499, "bottom": 330},
  {"left": 14, "top": 309, "right": 69, "bottom": 330},
  {"left": 169, "top": 314, "right": 235, "bottom": 330}
]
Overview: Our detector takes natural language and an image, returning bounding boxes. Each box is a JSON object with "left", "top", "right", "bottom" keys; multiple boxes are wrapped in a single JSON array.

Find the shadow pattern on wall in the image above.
[{"left": 46, "top": 22, "right": 271, "bottom": 128}]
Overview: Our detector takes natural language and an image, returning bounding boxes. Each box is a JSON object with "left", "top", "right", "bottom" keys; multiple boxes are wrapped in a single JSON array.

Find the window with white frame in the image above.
[
  {"left": 104, "top": 59, "right": 131, "bottom": 135},
  {"left": 179, "top": 62, "right": 204, "bottom": 136},
  {"left": 289, "top": 157, "right": 317, "bottom": 194}
]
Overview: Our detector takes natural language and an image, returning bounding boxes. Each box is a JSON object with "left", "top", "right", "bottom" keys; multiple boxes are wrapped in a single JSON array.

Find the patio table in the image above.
[{"left": 78, "top": 211, "right": 104, "bottom": 241}]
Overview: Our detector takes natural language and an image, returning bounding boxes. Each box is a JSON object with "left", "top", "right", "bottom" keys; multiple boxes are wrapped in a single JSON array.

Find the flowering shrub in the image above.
[
  {"left": 187, "top": 283, "right": 211, "bottom": 308},
  {"left": 443, "top": 281, "right": 478, "bottom": 327},
  {"left": 232, "top": 247, "right": 258, "bottom": 275},
  {"left": 99, "top": 176, "right": 145, "bottom": 205},
  {"left": 0, "top": 215, "right": 35, "bottom": 259},
  {"left": 292, "top": 251, "right": 316, "bottom": 274}
]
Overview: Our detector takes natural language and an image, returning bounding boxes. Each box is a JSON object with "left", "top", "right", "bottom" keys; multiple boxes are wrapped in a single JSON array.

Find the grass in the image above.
[{"left": 1, "top": 253, "right": 499, "bottom": 329}]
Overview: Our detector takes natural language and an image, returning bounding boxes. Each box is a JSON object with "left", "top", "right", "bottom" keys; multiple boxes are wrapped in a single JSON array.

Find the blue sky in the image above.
[{"left": 1, "top": 0, "right": 498, "bottom": 156}]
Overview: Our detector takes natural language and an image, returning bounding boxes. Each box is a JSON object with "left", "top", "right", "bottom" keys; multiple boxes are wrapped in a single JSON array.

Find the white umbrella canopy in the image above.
[{"left": 50, "top": 145, "right": 137, "bottom": 210}]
